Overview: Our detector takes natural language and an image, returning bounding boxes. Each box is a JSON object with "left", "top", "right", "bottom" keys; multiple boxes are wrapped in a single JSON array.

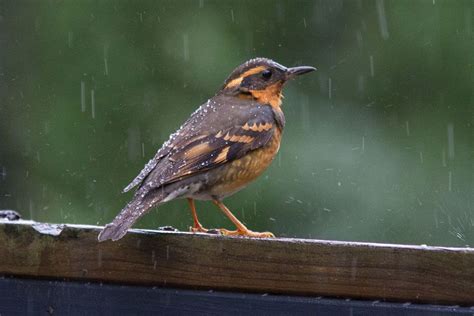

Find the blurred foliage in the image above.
[{"left": 1, "top": 0, "right": 473, "bottom": 246}]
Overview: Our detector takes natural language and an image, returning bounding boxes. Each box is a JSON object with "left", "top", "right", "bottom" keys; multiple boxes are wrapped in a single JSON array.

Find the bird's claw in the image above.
[
  {"left": 190, "top": 225, "right": 274, "bottom": 238},
  {"left": 190, "top": 225, "right": 207, "bottom": 233},
  {"left": 219, "top": 228, "right": 275, "bottom": 238},
  {"left": 189, "top": 225, "right": 221, "bottom": 234}
]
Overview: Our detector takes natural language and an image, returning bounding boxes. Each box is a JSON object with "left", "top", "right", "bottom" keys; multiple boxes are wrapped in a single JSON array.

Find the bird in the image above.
[{"left": 98, "top": 58, "right": 316, "bottom": 242}]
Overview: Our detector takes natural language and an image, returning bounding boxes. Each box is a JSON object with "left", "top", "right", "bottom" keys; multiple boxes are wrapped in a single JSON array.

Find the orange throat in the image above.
[{"left": 248, "top": 83, "right": 284, "bottom": 109}]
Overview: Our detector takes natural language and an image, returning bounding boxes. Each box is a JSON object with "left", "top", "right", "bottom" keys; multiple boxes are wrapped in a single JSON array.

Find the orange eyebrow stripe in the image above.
[
  {"left": 224, "top": 66, "right": 267, "bottom": 89},
  {"left": 225, "top": 77, "right": 244, "bottom": 89},
  {"left": 240, "top": 66, "right": 267, "bottom": 77}
]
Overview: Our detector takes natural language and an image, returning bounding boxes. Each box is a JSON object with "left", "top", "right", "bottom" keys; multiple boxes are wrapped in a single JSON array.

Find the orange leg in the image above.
[
  {"left": 187, "top": 198, "right": 208, "bottom": 233},
  {"left": 212, "top": 200, "right": 275, "bottom": 238}
]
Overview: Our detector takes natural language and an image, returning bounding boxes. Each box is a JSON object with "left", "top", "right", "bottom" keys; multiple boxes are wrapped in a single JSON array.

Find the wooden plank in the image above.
[{"left": 1, "top": 220, "right": 473, "bottom": 306}]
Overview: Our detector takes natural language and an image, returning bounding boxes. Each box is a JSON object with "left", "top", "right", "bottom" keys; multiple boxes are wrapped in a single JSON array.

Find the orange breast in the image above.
[{"left": 210, "top": 128, "right": 282, "bottom": 198}]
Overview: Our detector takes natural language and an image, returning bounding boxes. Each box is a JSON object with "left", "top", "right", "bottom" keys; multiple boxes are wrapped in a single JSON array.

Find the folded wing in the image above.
[{"left": 131, "top": 103, "right": 277, "bottom": 192}]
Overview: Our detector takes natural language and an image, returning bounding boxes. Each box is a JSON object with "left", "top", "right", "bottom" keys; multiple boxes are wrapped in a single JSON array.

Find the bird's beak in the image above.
[{"left": 285, "top": 66, "right": 317, "bottom": 79}]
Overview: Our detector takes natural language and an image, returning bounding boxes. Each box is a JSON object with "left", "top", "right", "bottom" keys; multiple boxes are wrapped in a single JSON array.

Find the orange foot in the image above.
[
  {"left": 189, "top": 223, "right": 209, "bottom": 233},
  {"left": 219, "top": 228, "right": 275, "bottom": 238},
  {"left": 188, "top": 224, "right": 219, "bottom": 235}
]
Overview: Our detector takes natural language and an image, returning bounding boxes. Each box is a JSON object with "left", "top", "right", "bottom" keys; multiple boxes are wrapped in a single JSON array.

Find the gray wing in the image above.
[{"left": 123, "top": 96, "right": 276, "bottom": 193}]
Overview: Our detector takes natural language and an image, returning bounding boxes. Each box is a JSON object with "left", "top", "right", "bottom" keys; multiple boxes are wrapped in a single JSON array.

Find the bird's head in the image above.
[{"left": 219, "top": 58, "right": 316, "bottom": 108}]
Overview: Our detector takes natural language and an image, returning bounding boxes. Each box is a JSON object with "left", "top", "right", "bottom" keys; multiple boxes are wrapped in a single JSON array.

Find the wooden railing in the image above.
[{"left": 1, "top": 220, "right": 473, "bottom": 306}]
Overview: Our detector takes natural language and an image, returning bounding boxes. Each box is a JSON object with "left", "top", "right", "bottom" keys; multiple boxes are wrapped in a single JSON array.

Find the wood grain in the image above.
[{"left": 1, "top": 220, "right": 473, "bottom": 305}]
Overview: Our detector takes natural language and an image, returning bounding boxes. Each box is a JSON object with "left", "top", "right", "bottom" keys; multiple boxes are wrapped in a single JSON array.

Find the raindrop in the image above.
[
  {"left": 103, "top": 44, "right": 109, "bottom": 76},
  {"left": 369, "top": 55, "right": 374, "bottom": 77},
  {"left": 183, "top": 34, "right": 189, "bottom": 62},
  {"left": 91, "top": 89, "right": 96, "bottom": 119},
  {"left": 465, "top": 10, "right": 472, "bottom": 36},
  {"left": 328, "top": 77, "right": 332, "bottom": 99},
  {"left": 350, "top": 258, "right": 357, "bottom": 280},
  {"left": 104, "top": 58, "right": 109, "bottom": 76},
  {"left": 199, "top": 0, "right": 204, "bottom": 8},
  {"left": 68, "top": 31, "right": 73, "bottom": 48},
  {"left": 0, "top": 167, "right": 6, "bottom": 181},
  {"left": 355, "top": 30, "right": 363, "bottom": 49},
  {"left": 230, "top": 9, "right": 234, "bottom": 23},
  {"left": 303, "top": 17, "right": 307, "bottom": 28},
  {"left": 97, "top": 249, "right": 102, "bottom": 267},
  {"left": 447, "top": 123, "right": 455, "bottom": 159},
  {"left": 275, "top": 2, "right": 284, "bottom": 23},
  {"left": 441, "top": 148, "right": 447, "bottom": 167},
  {"left": 448, "top": 171, "right": 452, "bottom": 192},
  {"left": 405, "top": 121, "right": 410, "bottom": 136},
  {"left": 357, "top": 74, "right": 365, "bottom": 93},
  {"left": 81, "top": 81, "right": 86, "bottom": 112},
  {"left": 376, "top": 0, "right": 390, "bottom": 40}
]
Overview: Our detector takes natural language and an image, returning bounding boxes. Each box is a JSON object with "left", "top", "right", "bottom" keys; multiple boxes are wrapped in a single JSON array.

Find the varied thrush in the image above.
[{"left": 98, "top": 58, "right": 315, "bottom": 242}]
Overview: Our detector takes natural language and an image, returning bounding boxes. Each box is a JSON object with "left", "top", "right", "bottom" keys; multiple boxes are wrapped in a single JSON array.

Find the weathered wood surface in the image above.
[{"left": 1, "top": 220, "right": 474, "bottom": 306}]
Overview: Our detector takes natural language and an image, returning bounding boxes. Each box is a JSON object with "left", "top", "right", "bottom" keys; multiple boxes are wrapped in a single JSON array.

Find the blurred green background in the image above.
[{"left": 1, "top": 0, "right": 473, "bottom": 246}]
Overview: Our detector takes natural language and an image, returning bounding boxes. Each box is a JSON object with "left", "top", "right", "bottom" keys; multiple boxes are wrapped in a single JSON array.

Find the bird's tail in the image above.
[{"left": 98, "top": 190, "right": 164, "bottom": 242}]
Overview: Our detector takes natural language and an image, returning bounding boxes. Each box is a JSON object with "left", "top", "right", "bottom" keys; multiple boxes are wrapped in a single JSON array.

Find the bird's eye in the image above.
[{"left": 261, "top": 69, "right": 272, "bottom": 80}]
